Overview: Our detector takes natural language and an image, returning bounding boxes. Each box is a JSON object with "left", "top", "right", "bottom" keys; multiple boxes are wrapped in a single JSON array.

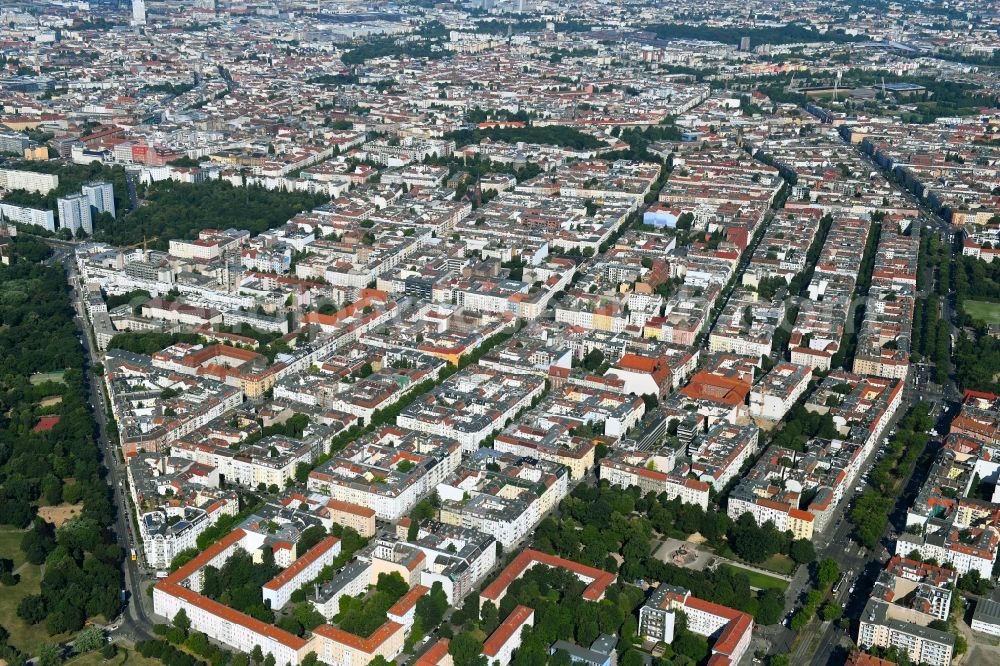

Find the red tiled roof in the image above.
[
  {"left": 480, "top": 549, "right": 615, "bottom": 603},
  {"left": 483, "top": 605, "right": 533, "bottom": 657},
  {"left": 618, "top": 353, "right": 657, "bottom": 373},
  {"left": 312, "top": 620, "right": 403, "bottom": 653},
  {"left": 263, "top": 536, "right": 339, "bottom": 591},
  {"left": 159, "top": 582, "right": 307, "bottom": 649},
  {"left": 327, "top": 498, "right": 377, "bottom": 518},
  {"left": 788, "top": 508, "right": 815, "bottom": 522},
  {"left": 680, "top": 371, "right": 750, "bottom": 406},
  {"left": 415, "top": 638, "right": 450, "bottom": 666},
  {"left": 165, "top": 528, "right": 247, "bottom": 584},
  {"left": 684, "top": 596, "right": 753, "bottom": 659},
  {"left": 845, "top": 653, "right": 898, "bottom": 666},
  {"left": 387, "top": 584, "right": 429, "bottom": 618}
]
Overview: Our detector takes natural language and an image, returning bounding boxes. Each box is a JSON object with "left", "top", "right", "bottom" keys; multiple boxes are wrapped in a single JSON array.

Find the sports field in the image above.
[{"left": 964, "top": 299, "right": 1000, "bottom": 327}]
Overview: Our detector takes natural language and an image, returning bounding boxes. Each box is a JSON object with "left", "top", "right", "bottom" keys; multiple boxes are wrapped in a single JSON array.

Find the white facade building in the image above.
[
  {"left": 58, "top": 193, "right": 93, "bottom": 235},
  {"left": 131, "top": 0, "right": 147, "bottom": 25},
  {"left": 0, "top": 202, "right": 55, "bottom": 231},
  {"left": 262, "top": 536, "right": 341, "bottom": 610},
  {"left": 0, "top": 168, "right": 58, "bottom": 194},
  {"left": 82, "top": 181, "right": 116, "bottom": 218}
]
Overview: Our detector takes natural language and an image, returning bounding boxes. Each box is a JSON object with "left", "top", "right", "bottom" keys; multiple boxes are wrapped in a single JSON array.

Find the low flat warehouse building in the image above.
[{"left": 971, "top": 595, "right": 1000, "bottom": 637}]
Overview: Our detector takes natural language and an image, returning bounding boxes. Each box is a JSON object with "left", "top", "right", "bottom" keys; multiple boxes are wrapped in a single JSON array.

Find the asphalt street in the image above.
[{"left": 57, "top": 244, "right": 157, "bottom": 644}]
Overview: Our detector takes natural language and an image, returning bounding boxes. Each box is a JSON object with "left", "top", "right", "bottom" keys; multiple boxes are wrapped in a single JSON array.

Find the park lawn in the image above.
[
  {"left": 0, "top": 527, "right": 76, "bottom": 652},
  {"left": 757, "top": 553, "right": 797, "bottom": 576},
  {"left": 0, "top": 526, "right": 28, "bottom": 569},
  {"left": 0, "top": 547, "right": 68, "bottom": 651},
  {"left": 64, "top": 649, "right": 161, "bottom": 666},
  {"left": 720, "top": 564, "right": 789, "bottom": 592},
  {"left": 964, "top": 300, "right": 1000, "bottom": 327}
]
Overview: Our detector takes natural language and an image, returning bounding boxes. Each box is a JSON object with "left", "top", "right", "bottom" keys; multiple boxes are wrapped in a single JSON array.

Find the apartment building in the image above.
[
  {"left": 262, "top": 536, "right": 341, "bottom": 610},
  {"left": 971, "top": 596, "right": 1000, "bottom": 638},
  {"left": 483, "top": 606, "right": 534, "bottom": 666},
  {"left": 480, "top": 548, "right": 616, "bottom": 608},
  {"left": 58, "top": 193, "right": 93, "bottom": 235},
  {"left": 371, "top": 522, "right": 497, "bottom": 605},
  {"left": 173, "top": 433, "right": 322, "bottom": 490},
  {"left": 749, "top": 363, "right": 813, "bottom": 422},
  {"left": 307, "top": 428, "right": 461, "bottom": 520},
  {"left": 728, "top": 434, "right": 865, "bottom": 539},
  {"left": 0, "top": 201, "right": 55, "bottom": 231},
  {"left": 895, "top": 524, "right": 1000, "bottom": 579},
  {"left": 599, "top": 447, "right": 710, "bottom": 510},
  {"left": 0, "top": 167, "right": 58, "bottom": 193},
  {"left": 690, "top": 422, "right": 760, "bottom": 491},
  {"left": 639, "top": 585, "right": 754, "bottom": 666},
  {"left": 858, "top": 598, "right": 955, "bottom": 666},
  {"left": 397, "top": 365, "right": 545, "bottom": 452},
  {"left": 804, "top": 371, "right": 904, "bottom": 454},
  {"left": 105, "top": 350, "right": 243, "bottom": 457},
  {"left": 152, "top": 529, "right": 311, "bottom": 664},
  {"left": 82, "top": 180, "right": 116, "bottom": 218},
  {"left": 437, "top": 452, "right": 569, "bottom": 548},
  {"left": 127, "top": 452, "right": 238, "bottom": 569},
  {"left": 493, "top": 420, "right": 597, "bottom": 481},
  {"left": 708, "top": 289, "right": 787, "bottom": 359}
]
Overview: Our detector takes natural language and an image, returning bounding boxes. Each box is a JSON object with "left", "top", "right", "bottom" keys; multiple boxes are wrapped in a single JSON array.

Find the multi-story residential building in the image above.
[
  {"left": 788, "top": 215, "right": 873, "bottom": 370},
  {"left": 971, "top": 596, "right": 1000, "bottom": 638},
  {"left": 643, "top": 284, "right": 720, "bottom": 346},
  {"left": 437, "top": 451, "right": 569, "bottom": 548},
  {"left": 307, "top": 428, "right": 461, "bottom": 520},
  {"left": 262, "top": 536, "right": 341, "bottom": 610},
  {"left": 532, "top": 383, "right": 646, "bottom": 440},
  {"left": 0, "top": 132, "right": 31, "bottom": 156},
  {"left": 82, "top": 180, "right": 115, "bottom": 218},
  {"left": 169, "top": 228, "right": 247, "bottom": 261},
  {"left": 728, "top": 434, "right": 867, "bottom": 539},
  {"left": 804, "top": 371, "right": 904, "bottom": 454},
  {"left": 0, "top": 168, "right": 58, "bottom": 194},
  {"left": 742, "top": 210, "right": 822, "bottom": 288},
  {"left": 871, "top": 556, "right": 958, "bottom": 622},
  {"left": 323, "top": 498, "right": 377, "bottom": 538},
  {"left": 480, "top": 548, "right": 616, "bottom": 609},
  {"left": 852, "top": 284, "right": 915, "bottom": 380},
  {"left": 858, "top": 598, "right": 955, "bottom": 666},
  {"left": 153, "top": 529, "right": 312, "bottom": 664},
  {"left": 173, "top": 433, "right": 324, "bottom": 491},
  {"left": 519, "top": 159, "right": 660, "bottom": 205},
  {"left": 708, "top": 289, "right": 787, "bottom": 359},
  {"left": 895, "top": 522, "right": 999, "bottom": 579},
  {"left": 483, "top": 606, "right": 534, "bottom": 666},
  {"left": 127, "top": 453, "right": 238, "bottom": 570},
  {"left": 0, "top": 202, "right": 55, "bottom": 231},
  {"left": 749, "top": 363, "right": 813, "bottom": 422},
  {"left": 407, "top": 521, "right": 497, "bottom": 604},
  {"left": 105, "top": 350, "right": 243, "bottom": 457},
  {"left": 309, "top": 560, "right": 372, "bottom": 619},
  {"left": 493, "top": 419, "right": 597, "bottom": 481},
  {"left": 58, "top": 193, "right": 94, "bottom": 235},
  {"left": 638, "top": 585, "right": 754, "bottom": 666},
  {"left": 397, "top": 365, "right": 545, "bottom": 453},
  {"left": 141, "top": 297, "right": 222, "bottom": 326},
  {"left": 600, "top": 447, "right": 710, "bottom": 510},
  {"left": 152, "top": 526, "right": 423, "bottom": 666},
  {"left": 690, "top": 422, "right": 760, "bottom": 491}
]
